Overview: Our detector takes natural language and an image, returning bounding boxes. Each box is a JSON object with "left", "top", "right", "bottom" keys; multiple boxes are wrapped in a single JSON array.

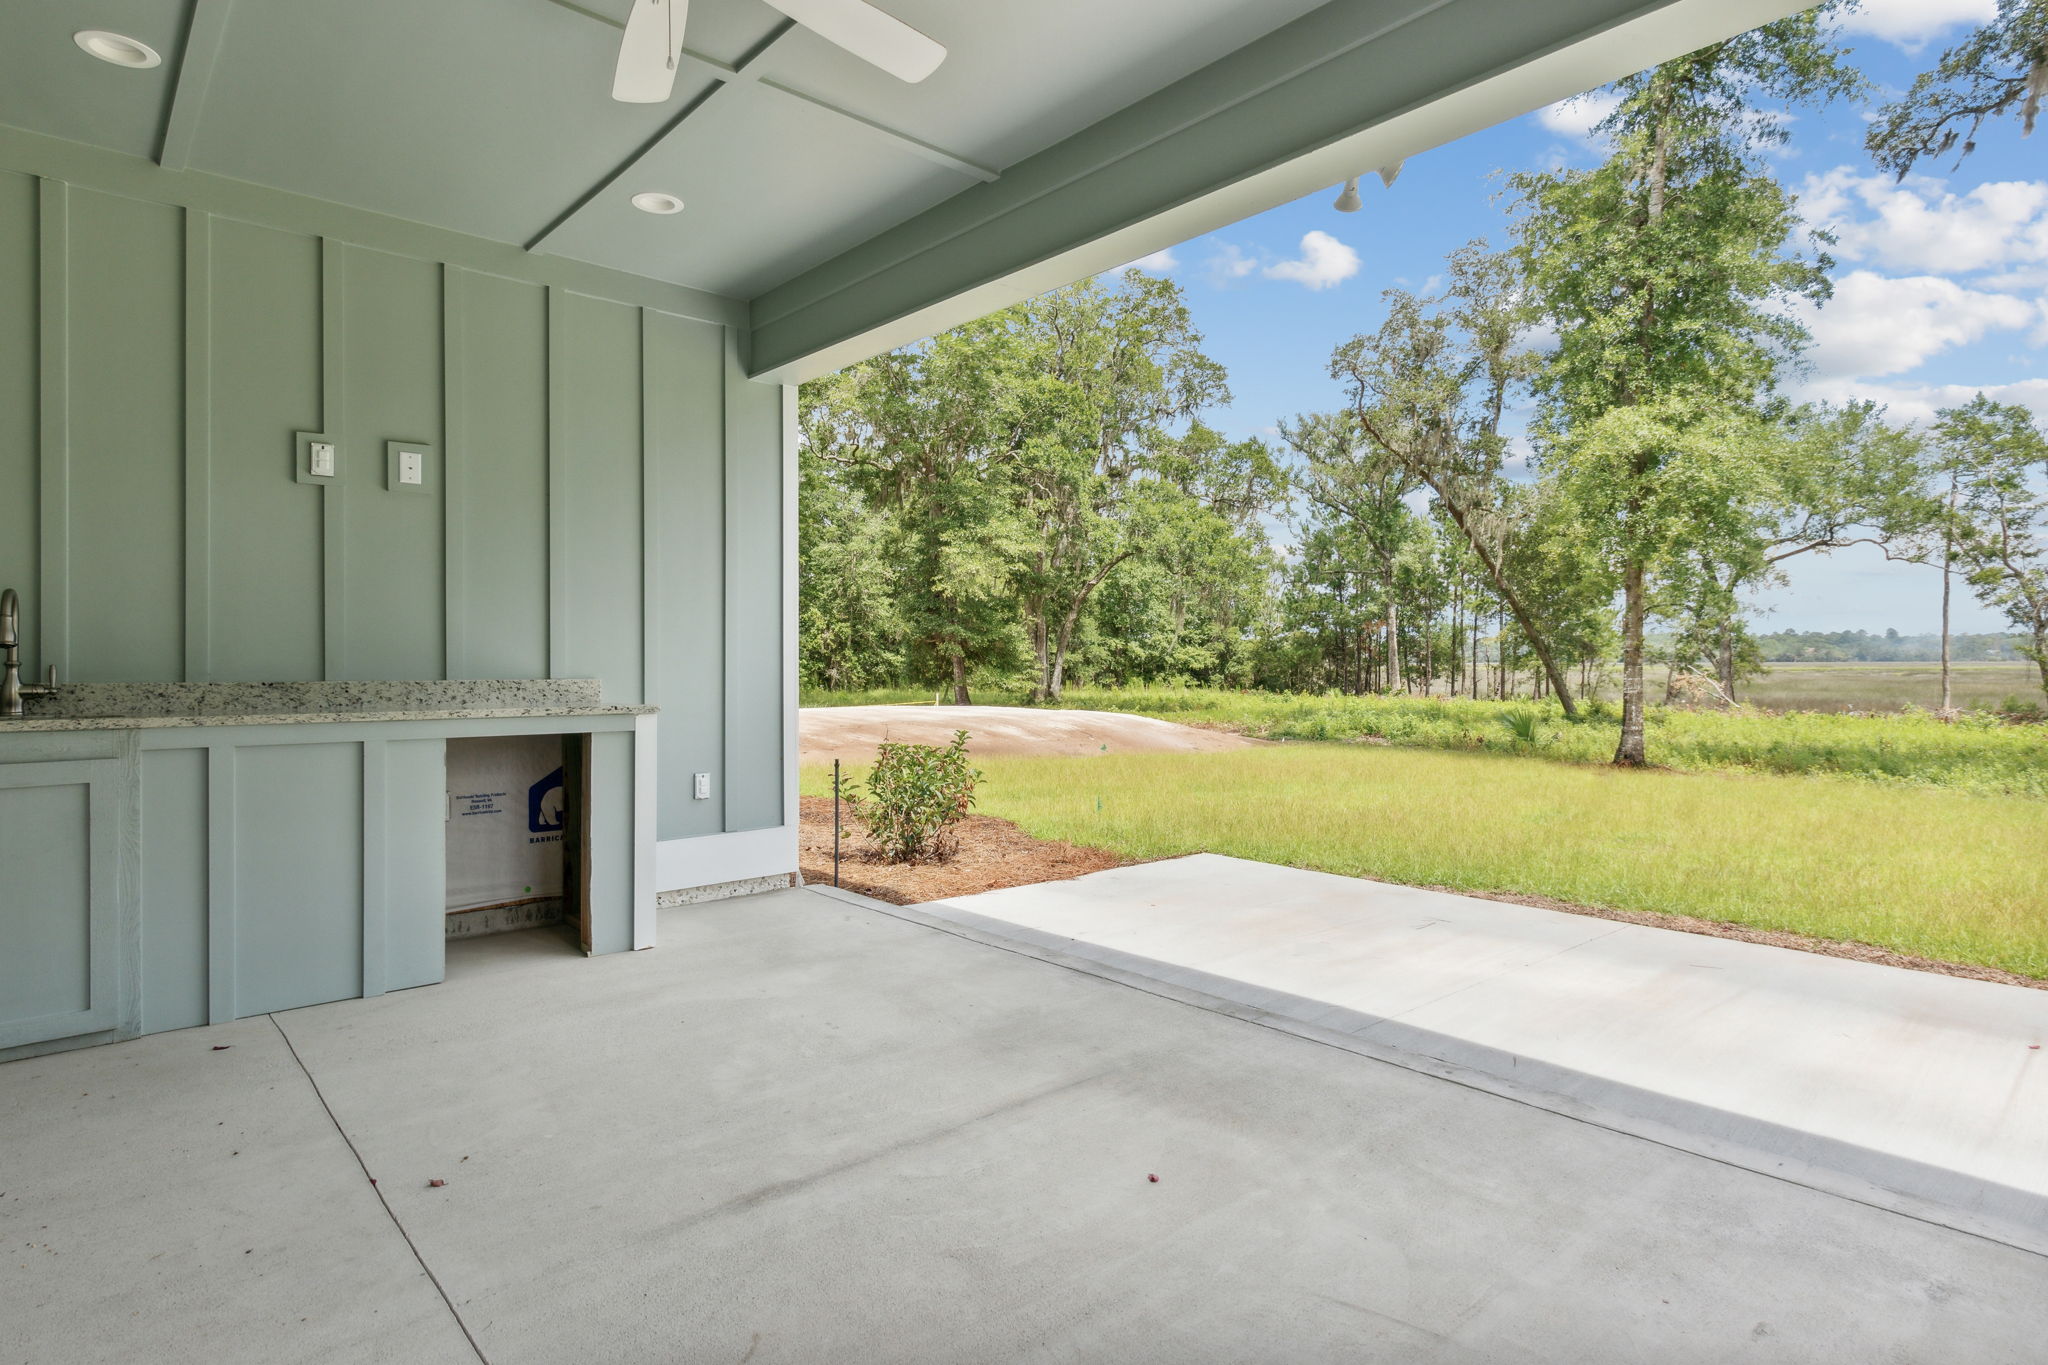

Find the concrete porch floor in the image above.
[{"left": 5, "top": 888, "right": 2046, "bottom": 1364}]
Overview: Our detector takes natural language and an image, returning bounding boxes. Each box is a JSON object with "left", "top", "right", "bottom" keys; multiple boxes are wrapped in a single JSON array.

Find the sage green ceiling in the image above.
[
  {"left": 0, "top": 0, "right": 1336, "bottom": 301},
  {"left": 3, "top": 0, "right": 1808, "bottom": 374}
]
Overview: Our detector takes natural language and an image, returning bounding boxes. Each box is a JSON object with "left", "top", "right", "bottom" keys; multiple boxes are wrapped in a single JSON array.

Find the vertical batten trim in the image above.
[
  {"left": 442, "top": 267, "right": 466, "bottom": 678},
  {"left": 182, "top": 209, "right": 212, "bottom": 680},
  {"left": 718, "top": 326, "right": 741, "bottom": 833},
  {"left": 204, "top": 743, "right": 234, "bottom": 1024},
  {"left": 359, "top": 740, "right": 387, "bottom": 998},
  {"left": 546, "top": 286, "right": 568, "bottom": 679},
  {"left": 319, "top": 240, "right": 346, "bottom": 680},
  {"left": 36, "top": 178, "right": 69, "bottom": 682},
  {"left": 779, "top": 381, "right": 798, "bottom": 836},
  {"left": 640, "top": 309, "right": 658, "bottom": 708}
]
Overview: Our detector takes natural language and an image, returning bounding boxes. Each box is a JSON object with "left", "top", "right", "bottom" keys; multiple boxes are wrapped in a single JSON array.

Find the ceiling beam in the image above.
[
  {"left": 524, "top": 20, "right": 803, "bottom": 253},
  {"left": 157, "top": 0, "right": 237, "bottom": 170},
  {"left": 746, "top": 0, "right": 1812, "bottom": 382},
  {"left": 755, "top": 76, "right": 997, "bottom": 182},
  {"left": 532, "top": 0, "right": 996, "bottom": 222}
]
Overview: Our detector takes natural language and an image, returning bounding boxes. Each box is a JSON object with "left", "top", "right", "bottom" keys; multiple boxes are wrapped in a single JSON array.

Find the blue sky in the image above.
[{"left": 1121, "top": 0, "right": 2033, "bottom": 634}]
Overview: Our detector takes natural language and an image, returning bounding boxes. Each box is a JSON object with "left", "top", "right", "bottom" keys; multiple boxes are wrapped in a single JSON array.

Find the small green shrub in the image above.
[
  {"left": 1500, "top": 710, "right": 1544, "bottom": 745},
  {"left": 844, "top": 730, "right": 982, "bottom": 863}
]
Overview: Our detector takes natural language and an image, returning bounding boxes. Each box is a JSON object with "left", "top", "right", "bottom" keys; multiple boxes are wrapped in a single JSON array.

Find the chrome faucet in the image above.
[{"left": 1, "top": 588, "right": 57, "bottom": 717}]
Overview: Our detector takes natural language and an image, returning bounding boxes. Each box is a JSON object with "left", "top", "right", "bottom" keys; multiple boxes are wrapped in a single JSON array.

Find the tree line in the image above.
[{"left": 800, "top": 3, "right": 2048, "bottom": 755}]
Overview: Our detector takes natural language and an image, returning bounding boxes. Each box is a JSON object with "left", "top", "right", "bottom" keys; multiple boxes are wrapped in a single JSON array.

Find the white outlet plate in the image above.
[
  {"left": 384, "top": 441, "right": 434, "bottom": 495},
  {"left": 309, "top": 442, "right": 335, "bottom": 477},
  {"left": 693, "top": 772, "right": 711, "bottom": 800}
]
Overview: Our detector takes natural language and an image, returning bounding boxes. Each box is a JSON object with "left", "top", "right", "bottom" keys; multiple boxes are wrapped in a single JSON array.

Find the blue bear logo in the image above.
[{"left": 529, "top": 766, "right": 566, "bottom": 833}]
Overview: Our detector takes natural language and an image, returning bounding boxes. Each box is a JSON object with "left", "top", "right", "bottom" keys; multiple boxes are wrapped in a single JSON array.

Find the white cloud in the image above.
[
  {"left": 1800, "top": 167, "right": 2048, "bottom": 273},
  {"left": 1536, "top": 90, "right": 1621, "bottom": 142},
  {"left": 1204, "top": 242, "right": 1259, "bottom": 285},
  {"left": 1125, "top": 248, "right": 1178, "bottom": 273},
  {"left": 1796, "top": 376, "right": 2048, "bottom": 427},
  {"left": 1839, "top": 0, "right": 1994, "bottom": 52},
  {"left": 1790, "top": 269, "right": 2034, "bottom": 379},
  {"left": 1262, "top": 230, "right": 1360, "bottom": 290}
]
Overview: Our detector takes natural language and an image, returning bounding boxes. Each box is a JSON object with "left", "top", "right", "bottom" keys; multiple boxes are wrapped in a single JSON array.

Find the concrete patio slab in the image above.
[
  {"left": 5, "top": 888, "right": 2046, "bottom": 1363},
  {"left": 0, "top": 1016, "right": 476, "bottom": 1365},
  {"left": 926, "top": 854, "right": 2048, "bottom": 1255}
]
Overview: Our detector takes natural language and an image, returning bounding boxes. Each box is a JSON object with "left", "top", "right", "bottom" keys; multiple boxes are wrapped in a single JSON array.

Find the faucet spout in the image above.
[{"left": 1, "top": 588, "right": 55, "bottom": 718}]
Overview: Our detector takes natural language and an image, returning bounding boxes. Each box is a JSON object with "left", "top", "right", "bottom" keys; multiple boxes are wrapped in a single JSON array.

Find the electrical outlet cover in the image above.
[{"left": 385, "top": 441, "right": 434, "bottom": 494}]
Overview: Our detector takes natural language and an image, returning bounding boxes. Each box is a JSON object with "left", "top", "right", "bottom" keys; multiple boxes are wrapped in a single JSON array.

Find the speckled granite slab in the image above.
[
  {"left": 23, "top": 678, "right": 603, "bottom": 720},
  {"left": 0, "top": 704, "right": 653, "bottom": 733}
]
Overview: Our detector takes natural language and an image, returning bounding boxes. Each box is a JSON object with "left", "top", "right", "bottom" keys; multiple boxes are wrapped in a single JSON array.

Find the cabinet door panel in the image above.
[{"left": 0, "top": 760, "right": 120, "bottom": 1048}]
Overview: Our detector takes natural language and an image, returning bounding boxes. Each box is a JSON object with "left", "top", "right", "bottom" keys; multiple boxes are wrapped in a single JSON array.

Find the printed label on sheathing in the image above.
[{"left": 445, "top": 736, "right": 566, "bottom": 911}]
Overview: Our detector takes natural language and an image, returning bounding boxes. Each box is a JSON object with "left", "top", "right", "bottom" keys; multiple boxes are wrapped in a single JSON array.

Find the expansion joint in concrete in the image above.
[{"left": 269, "top": 1014, "right": 492, "bottom": 1365}]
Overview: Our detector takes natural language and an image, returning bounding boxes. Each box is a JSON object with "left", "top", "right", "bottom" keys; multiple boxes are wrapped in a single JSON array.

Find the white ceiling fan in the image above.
[{"left": 612, "top": 0, "right": 945, "bottom": 102}]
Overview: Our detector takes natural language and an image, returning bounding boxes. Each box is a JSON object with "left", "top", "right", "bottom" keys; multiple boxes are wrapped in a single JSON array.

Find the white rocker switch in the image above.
[{"left": 309, "top": 442, "right": 335, "bottom": 477}]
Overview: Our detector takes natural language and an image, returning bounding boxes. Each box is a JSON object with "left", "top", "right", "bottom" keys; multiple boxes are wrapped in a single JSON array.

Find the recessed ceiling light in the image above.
[
  {"left": 74, "top": 30, "right": 162, "bottom": 69},
  {"left": 631, "top": 191, "right": 685, "bottom": 216}
]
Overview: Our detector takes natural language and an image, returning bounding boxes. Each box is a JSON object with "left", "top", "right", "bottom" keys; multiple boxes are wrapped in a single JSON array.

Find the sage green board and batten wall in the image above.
[{"left": 0, "top": 166, "right": 784, "bottom": 842}]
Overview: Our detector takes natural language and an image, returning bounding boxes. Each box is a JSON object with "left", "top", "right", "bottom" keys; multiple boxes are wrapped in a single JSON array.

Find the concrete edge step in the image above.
[{"left": 804, "top": 883, "right": 2048, "bottom": 1261}]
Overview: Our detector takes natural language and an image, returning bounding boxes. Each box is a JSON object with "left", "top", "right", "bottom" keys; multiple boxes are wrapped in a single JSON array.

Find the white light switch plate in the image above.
[
  {"left": 693, "top": 772, "right": 711, "bottom": 800},
  {"left": 309, "top": 442, "right": 335, "bottom": 477}
]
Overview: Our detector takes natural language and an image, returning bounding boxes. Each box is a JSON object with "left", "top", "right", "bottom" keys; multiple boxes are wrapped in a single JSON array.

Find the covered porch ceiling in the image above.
[{"left": 2, "top": 0, "right": 1807, "bottom": 381}]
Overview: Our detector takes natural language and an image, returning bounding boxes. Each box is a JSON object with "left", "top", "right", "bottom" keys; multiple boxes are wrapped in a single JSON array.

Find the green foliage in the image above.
[
  {"left": 1934, "top": 394, "right": 2048, "bottom": 696},
  {"left": 799, "top": 270, "right": 1280, "bottom": 704},
  {"left": 843, "top": 730, "right": 982, "bottom": 864},
  {"left": 1866, "top": 0, "right": 2048, "bottom": 179},
  {"left": 1500, "top": 709, "right": 1544, "bottom": 745},
  {"left": 1753, "top": 629, "right": 2029, "bottom": 663}
]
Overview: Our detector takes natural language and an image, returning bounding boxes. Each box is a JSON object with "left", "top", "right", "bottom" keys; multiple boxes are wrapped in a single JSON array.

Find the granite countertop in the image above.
[{"left": 0, "top": 679, "right": 656, "bottom": 733}]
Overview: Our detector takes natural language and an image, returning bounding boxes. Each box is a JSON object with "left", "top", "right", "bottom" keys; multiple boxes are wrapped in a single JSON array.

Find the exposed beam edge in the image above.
[
  {"left": 755, "top": 79, "right": 999, "bottom": 182},
  {"left": 748, "top": 0, "right": 1466, "bottom": 336},
  {"left": 158, "top": 0, "right": 237, "bottom": 171},
  {"left": 747, "top": 0, "right": 1811, "bottom": 379},
  {"left": 536, "top": 3, "right": 990, "bottom": 181},
  {"left": 523, "top": 24, "right": 799, "bottom": 255}
]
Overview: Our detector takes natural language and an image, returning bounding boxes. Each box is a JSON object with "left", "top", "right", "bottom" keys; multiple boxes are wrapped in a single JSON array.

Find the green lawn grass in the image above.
[{"left": 802, "top": 745, "right": 2048, "bottom": 979}]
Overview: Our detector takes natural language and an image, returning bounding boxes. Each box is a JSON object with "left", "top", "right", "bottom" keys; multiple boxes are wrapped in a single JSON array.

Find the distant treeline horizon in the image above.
[{"left": 1748, "top": 630, "right": 2028, "bottom": 663}]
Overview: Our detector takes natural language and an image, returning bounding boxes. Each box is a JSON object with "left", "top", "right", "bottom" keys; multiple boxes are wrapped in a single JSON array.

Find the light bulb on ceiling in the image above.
[
  {"left": 1377, "top": 160, "right": 1405, "bottom": 189},
  {"left": 74, "top": 30, "right": 162, "bottom": 68},
  {"left": 1332, "top": 176, "right": 1363, "bottom": 213}
]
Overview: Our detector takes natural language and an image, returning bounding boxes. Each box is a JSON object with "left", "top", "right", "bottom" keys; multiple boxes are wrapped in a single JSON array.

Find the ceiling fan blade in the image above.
[
  {"left": 761, "top": 0, "right": 945, "bottom": 83},
  {"left": 612, "top": 0, "right": 687, "bottom": 103}
]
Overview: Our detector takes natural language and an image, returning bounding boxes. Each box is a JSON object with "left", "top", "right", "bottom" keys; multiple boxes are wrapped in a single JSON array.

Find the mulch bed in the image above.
[{"left": 796, "top": 795, "right": 1128, "bottom": 905}]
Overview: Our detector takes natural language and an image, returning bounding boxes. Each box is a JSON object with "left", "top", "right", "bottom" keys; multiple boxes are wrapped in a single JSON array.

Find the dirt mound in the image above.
[{"left": 799, "top": 704, "right": 1259, "bottom": 766}]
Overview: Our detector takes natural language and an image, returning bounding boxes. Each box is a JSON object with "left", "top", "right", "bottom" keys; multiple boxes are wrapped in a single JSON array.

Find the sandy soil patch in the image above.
[
  {"left": 800, "top": 704, "right": 1259, "bottom": 766},
  {"left": 797, "top": 795, "right": 1127, "bottom": 905}
]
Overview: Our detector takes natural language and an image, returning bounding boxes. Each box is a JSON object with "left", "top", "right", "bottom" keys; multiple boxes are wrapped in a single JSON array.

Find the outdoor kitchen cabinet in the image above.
[{"left": 1, "top": 708, "right": 652, "bottom": 1062}]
